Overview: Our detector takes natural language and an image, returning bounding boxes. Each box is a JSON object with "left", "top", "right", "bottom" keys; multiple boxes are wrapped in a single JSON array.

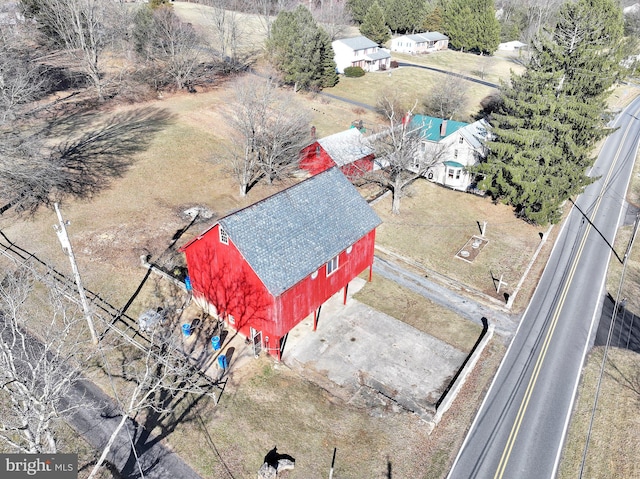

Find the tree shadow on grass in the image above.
[{"left": 3, "top": 107, "right": 175, "bottom": 214}]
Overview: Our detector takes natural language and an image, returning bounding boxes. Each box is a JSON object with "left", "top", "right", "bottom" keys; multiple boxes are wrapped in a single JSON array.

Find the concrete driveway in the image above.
[{"left": 282, "top": 278, "right": 467, "bottom": 421}]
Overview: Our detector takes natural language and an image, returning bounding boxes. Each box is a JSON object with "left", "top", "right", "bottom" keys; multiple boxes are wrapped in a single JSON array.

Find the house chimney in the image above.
[
  {"left": 311, "top": 125, "right": 316, "bottom": 140},
  {"left": 440, "top": 120, "right": 448, "bottom": 137}
]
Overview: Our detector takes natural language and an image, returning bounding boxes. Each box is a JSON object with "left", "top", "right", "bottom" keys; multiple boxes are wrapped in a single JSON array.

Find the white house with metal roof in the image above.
[
  {"left": 409, "top": 115, "right": 491, "bottom": 191},
  {"left": 390, "top": 32, "right": 449, "bottom": 54},
  {"left": 332, "top": 36, "right": 391, "bottom": 73}
]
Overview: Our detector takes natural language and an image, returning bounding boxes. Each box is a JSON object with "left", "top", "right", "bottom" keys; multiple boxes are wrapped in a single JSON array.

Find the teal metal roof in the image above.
[
  {"left": 444, "top": 161, "right": 464, "bottom": 168},
  {"left": 410, "top": 115, "right": 468, "bottom": 141}
]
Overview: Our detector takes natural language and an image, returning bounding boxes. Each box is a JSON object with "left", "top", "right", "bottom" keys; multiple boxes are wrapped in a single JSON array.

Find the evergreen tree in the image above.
[
  {"left": 346, "top": 0, "right": 370, "bottom": 24},
  {"left": 267, "top": 6, "right": 337, "bottom": 92},
  {"left": 318, "top": 28, "right": 339, "bottom": 88},
  {"left": 474, "top": 0, "right": 500, "bottom": 54},
  {"left": 422, "top": 5, "right": 444, "bottom": 32},
  {"left": 442, "top": 0, "right": 499, "bottom": 54},
  {"left": 384, "top": 0, "right": 426, "bottom": 34},
  {"left": 477, "top": 0, "right": 625, "bottom": 224},
  {"left": 360, "top": 1, "right": 390, "bottom": 45},
  {"left": 442, "top": 0, "right": 474, "bottom": 51}
]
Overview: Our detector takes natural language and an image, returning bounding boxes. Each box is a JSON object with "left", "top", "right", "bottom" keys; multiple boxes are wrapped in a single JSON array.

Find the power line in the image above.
[{"left": 579, "top": 212, "right": 640, "bottom": 477}]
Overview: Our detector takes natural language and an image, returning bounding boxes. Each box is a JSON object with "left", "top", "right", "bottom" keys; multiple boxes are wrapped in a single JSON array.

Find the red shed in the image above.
[
  {"left": 180, "top": 167, "right": 382, "bottom": 359},
  {"left": 299, "top": 128, "right": 376, "bottom": 178}
]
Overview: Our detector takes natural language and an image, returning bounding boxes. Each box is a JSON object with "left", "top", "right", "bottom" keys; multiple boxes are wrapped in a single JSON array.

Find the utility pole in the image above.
[{"left": 53, "top": 203, "right": 98, "bottom": 344}]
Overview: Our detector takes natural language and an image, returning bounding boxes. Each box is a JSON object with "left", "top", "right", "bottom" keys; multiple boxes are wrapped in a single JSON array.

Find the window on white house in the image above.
[
  {"left": 454, "top": 149, "right": 459, "bottom": 158},
  {"left": 448, "top": 168, "right": 455, "bottom": 179},
  {"left": 219, "top": 227, "right": 228, "bottom": 244},
  {"left": 326, "top": 255, "right": 339, "bottom": 276},
  {"left": 459, "top": 136, "right": 464, "bottom": 144},
  {"left": 455, "top": 170, "right": 461, "bottom": 180}
]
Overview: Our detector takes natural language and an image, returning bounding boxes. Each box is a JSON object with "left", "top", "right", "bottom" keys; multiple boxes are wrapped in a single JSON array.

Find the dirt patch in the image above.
[{"left": 455, "top": 235, "right": 489, "bottom": 263}]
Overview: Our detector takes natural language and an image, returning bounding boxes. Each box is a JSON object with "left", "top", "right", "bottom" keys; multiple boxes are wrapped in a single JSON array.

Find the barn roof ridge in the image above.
[{"left": 191, "top": 167, "right": 381, "bottom": 296}]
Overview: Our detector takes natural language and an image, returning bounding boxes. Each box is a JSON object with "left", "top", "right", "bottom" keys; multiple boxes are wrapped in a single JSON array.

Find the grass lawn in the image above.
[
  {"left": 354, "top": 274, "right": 482, "bottom": 352},
  {"left": 557, "top": 348, "right": 640, "bottom": 479},
  {"left": 372, "top": 179, "right": 550, "bottom": 311}
]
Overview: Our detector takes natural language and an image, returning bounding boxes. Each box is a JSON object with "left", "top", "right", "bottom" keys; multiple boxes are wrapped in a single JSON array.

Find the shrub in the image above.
[{"left": 344, "top": 66, "right": 365, "bottom": 77}]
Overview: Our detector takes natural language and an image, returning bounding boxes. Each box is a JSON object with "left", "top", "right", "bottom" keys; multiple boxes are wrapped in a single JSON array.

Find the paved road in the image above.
[
  {"left": 60, "top": 378, "right": 203, "bottom": 479},
  {"left": 0, "top": 311, "right": 202, "bottom": 479},
  {"left": 396, "top": 61, "right": 499, "bottom": 88},
  {"left": 448, "top": 95, "right": 640, "bottom": 478}
]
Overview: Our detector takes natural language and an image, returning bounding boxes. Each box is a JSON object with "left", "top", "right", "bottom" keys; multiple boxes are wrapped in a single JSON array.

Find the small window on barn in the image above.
[
  {"left": 311, "top": 270, "right": 318, "bottom": 280},
  {"left": 346, "top": 245, "right": 353, "bottom": 254},
  {"left": 219, "top": 227, "right": 228, "bottom": 245},
  {"left": 326, "top": 255, "right": 339, "bottom": 276},
  {"left": 227, "top": 314, "right": 235, "bottom": 325}
]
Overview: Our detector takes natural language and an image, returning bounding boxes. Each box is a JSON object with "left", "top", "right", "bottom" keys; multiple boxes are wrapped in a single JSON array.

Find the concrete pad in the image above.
[{"left": 283, "top": 278, "right": 467, "bottom": 420}]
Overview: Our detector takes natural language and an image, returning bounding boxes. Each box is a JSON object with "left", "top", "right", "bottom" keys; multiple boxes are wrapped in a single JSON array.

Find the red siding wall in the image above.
[
  {"left": 182, "top": 225, "right": 377, "bottom": 358},
  {"left": 339, "top": 154, "right": 375, "bottom": 179},
  {"left": 299, "top": 142, "right": 336, "bottom": 175},
  {"left": 183, "top": 224, "right": 276, "bottom": 337},
  {"left": 274, "top": 229, "right": 376, "bottom": 336}
]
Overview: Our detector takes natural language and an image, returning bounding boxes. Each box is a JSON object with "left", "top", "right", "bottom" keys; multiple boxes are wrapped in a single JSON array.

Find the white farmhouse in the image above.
[
  {"left": 332, "top": 36, "right": 391, "bottom": 74},
  {"left": 409, "top": 115, "right": 491, "bottom": 191}
]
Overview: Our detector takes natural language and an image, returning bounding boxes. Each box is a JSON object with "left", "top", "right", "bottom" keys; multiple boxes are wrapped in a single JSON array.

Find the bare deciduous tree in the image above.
[
  {"left": 422, "top": 75, "right": 468, "bottom": 121},
  {"left": 146, "top": 6, "right": 203, "bottom": 90},
  {"left": 200, "top": 0, "right": 251, "bottom": 72},
  {"left": 0, "top": 30, "right": 47, "bottom": 124},
  {"left": 87, "top": 313, "right": 213, "bottom": 479},
  {"left": 311, "top": 0, "right": 352, "bottom": 41},
  {"left": 26, "top": 0, "right": 121, "bottom": 100},
  {"left": 227, "top": 75, "right": 311, "bottom": 196},
  {"left": 366, "top": 93, "right": 445, "bottom": 214},
  {"left": 0, "top": 265, "right": 90, "bottom": 454}
]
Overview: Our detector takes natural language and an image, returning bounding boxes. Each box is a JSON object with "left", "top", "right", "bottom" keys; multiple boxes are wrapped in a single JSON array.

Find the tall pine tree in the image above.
[
  {"left": 477, "top": 0, "right": 625, "bottom": 224},
  {"left": 360, "top": 1, "right": 390, "bottom": 45},
  {"left": 442, "top": 0, "right": 499, "bottom": 54},
  {"left": 267, "top": 6, "right": 338, "bottom": 91}
]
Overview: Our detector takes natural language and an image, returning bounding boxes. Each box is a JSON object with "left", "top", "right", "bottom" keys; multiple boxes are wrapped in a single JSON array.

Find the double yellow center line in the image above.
[{"left": 493, "top": 111, "right": 637, "bottom": 479}]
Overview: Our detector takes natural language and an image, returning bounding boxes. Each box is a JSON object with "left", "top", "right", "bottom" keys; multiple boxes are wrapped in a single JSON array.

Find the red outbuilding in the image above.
[
  {"left": 299, "top": 128, "right": 376, "bottom": 178},
  {"left": 180, "top": 167, "right": 382, "bottom": 359}
]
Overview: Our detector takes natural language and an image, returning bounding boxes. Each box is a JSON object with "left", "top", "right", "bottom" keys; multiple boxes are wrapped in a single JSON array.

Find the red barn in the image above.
[
  {"left": 180, "top": 167, "right": 382, "bottom": 359},
  {"left": 299, "top": 128, "right": 376, "bottom": 178}
]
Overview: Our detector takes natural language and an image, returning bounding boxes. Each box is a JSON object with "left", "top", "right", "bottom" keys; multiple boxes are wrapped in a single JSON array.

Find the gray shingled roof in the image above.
[
  {"left": 217, "top": 167, "right": 381, "bottom": 296},
  {"left": 318, "top": 129, "right": 374, "bottom": 167},
  {"left": 335, "top": 35, "right": 379, "bottom": 50},
  {"left": 365, "top": 50, "right": 391, "bottom": 61}
]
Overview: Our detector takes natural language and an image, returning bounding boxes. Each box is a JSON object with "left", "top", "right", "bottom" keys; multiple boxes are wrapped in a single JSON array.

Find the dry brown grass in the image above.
[
  {"left": 354, "top": 274, "right": 482, "bottom": 351},
  {"left": 372, "top": 180, "right": 549, "bottom": 311},
  {"left": 557, "top": 348, "right": 640, "bottom": 479}
]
